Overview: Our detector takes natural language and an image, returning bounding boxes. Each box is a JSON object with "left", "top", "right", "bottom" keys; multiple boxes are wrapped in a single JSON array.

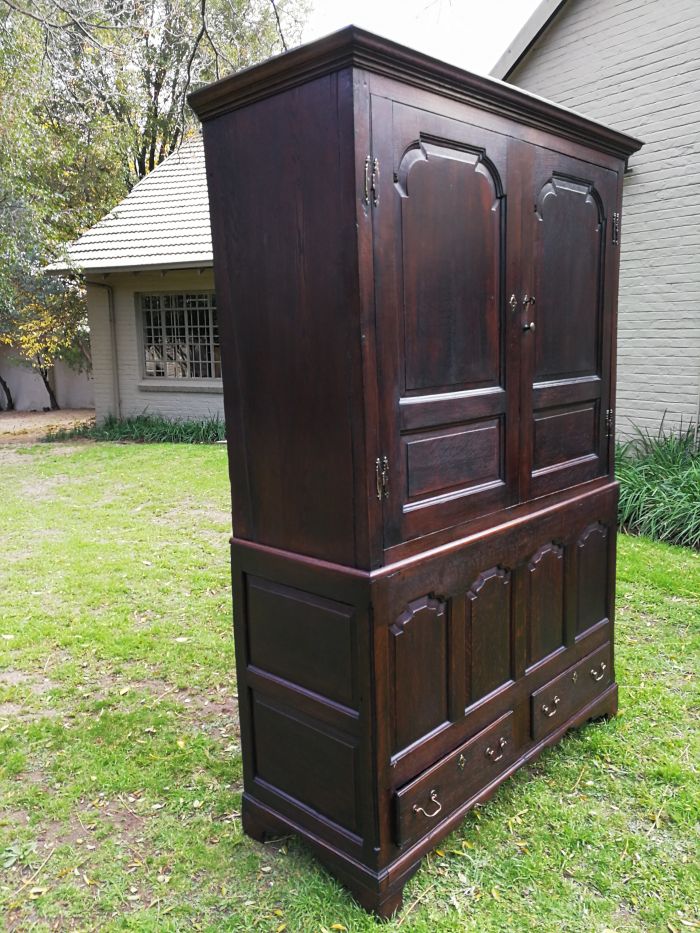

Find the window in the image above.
[{"left": 141, "top": 292, "right": 220, "bottom": 379}]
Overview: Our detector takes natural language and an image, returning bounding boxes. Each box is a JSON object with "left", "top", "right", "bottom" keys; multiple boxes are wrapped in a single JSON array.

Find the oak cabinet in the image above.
[{"left": 190, "top": 27, "right": 641, "bottom": 916}]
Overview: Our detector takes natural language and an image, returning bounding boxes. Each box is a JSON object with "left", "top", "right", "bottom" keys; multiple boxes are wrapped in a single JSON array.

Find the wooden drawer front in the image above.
[
  {"left": 531, "top": 643, "right": 612, "bottom": 741},
  {"left": 394, "top": 711, "right": 515, "bottom": 848}
]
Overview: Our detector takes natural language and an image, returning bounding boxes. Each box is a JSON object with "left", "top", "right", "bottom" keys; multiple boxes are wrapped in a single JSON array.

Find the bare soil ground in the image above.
[{"left": 0, "top": 409, "right": 95, "bottom": 445}]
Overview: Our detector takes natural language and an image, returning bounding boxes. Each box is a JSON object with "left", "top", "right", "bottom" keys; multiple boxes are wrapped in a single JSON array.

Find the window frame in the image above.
[{"left": 137, "top": 290, "right": 221, "bottom": 383}]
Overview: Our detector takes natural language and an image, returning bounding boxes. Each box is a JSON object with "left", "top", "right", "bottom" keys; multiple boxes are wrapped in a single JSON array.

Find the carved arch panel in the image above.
[
  {"left": 466, "top": 566, "right": 512, "bottom": 705},
  {"left": 576, "top": 522, "right": 610, "bottom": 636},
  {"left": 399, "top": 138, "right": 504, "bottom": 394},
  {"left": 534, "top": 174, "right": 605, "bottom": 382},
  {"left": 390, "top": 595, "right": 449, "bottom": 753},
  {"left": 526, "top": 542, "right": 565, "bottom": 667}
]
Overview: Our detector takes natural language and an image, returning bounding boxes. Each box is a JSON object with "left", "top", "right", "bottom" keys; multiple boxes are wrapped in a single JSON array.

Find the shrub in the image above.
[
  {"left": 46, "top": 413, "right": 226, "bottom": 444},
  {"left": 617, "top": 421, "right": 700, "bottom": 549}
]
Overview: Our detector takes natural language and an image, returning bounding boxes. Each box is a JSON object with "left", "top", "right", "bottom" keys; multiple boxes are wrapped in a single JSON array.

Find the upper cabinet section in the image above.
[{"left": 192, "top": 28, "right": 642, "bottom": 570}]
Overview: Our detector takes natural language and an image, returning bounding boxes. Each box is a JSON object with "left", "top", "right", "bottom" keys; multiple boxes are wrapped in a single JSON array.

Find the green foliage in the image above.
[
  {"left": 47, "top": 413, "right": 226, "bottom": 443},
  {"left": 617, "top": 421, "right": 700, "bottom": 549},
  {"left": 0, "top": 443, "right": 698, "bottom": 931},
  {"left": 0, "top": 0, "right": 308, "bottom": 404}
]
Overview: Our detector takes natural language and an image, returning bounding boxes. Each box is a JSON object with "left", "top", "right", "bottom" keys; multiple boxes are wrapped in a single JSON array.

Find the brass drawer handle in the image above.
[
  {"left": 590, "top": 661, "right": 607, "bottom": 682},
  {"left": 541, "top": 695, "right": 561, "bottom": 718},
  {"left": 485, "top": 737, "right": 508, "bottom": 762},
  {"left": 412, "top": 789, "right": 442, "bottom": 819}
]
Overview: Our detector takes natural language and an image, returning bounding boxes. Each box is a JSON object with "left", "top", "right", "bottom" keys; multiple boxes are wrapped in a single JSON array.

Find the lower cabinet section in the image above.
[
  {"left": 394, "top": 710, "right": 515, "bottom": 848},
  {"left": 231, "top": 482, "right": 619, "bottom": 917}
]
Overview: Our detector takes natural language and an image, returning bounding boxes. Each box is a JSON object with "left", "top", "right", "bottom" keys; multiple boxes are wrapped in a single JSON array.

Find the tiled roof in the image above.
[{"left": 53, "top": 135, "right": 212, "bottom": 273}]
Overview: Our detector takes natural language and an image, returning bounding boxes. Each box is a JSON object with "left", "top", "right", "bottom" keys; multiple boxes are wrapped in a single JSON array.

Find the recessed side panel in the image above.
[
  {"left": 466, "top": 567, "right": 513, "bottom": 704},
  {"left": 576, "top": 523, "right": 610, "bottom": 637},
  {"left": 526, "top": 542, "right": 565, "bottom": 668},
  {"left": 391, "top": 595, "right": 449, "bottom": 753},
  {"left": 246, "top": 575, "right": 357, "bottom": 709},
  {"left": 252, "top": 696, "right": 359, "bottom": 834}
]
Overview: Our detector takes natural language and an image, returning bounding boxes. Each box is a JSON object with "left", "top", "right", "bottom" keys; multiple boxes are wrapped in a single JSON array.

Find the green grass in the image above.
[
  {"left": 0, "top": 442, "right": 698, "bottom": 932},
  {"left": 617, "top": 422, "right": 700, "bottom": 549},
  {"left": 46, "top": 413, "right": 227, "bottom": 444}
]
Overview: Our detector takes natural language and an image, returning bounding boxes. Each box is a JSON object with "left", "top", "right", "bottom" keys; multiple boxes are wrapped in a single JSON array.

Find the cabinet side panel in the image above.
[{"left": 202, "top": 70, "right": 363, "bottom": 565}]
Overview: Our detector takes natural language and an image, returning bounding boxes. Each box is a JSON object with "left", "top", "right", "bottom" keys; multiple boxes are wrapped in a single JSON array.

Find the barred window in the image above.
[{"left": 141, "top": 292, "right": 220, "bottom": 379}]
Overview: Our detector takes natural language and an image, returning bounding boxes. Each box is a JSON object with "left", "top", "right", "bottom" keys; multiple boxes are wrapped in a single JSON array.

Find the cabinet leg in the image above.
[{"left": 241, "top": 795, "right": 287, "bottom": 843}]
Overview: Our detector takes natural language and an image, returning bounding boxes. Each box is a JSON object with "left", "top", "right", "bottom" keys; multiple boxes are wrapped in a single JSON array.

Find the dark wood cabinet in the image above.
[{"left": 190, "top": 27, "right": 642, "bottom": 916}]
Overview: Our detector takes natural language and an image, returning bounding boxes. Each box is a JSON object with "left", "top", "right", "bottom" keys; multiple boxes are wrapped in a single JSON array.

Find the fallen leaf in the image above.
[
  {"left": 119, "top": 687, "right": 129, "bottom": 696},
  {"left": 331, "top": 925, "right": 347, "bottom": 931}
]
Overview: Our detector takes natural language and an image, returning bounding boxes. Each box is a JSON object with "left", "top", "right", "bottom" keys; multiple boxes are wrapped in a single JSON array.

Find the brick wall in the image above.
[
  {"left": 508, "top": 0, "right": 700, "bottom": 437},
  {"left": 86, "top": 269, "right": 225, "bottom": 423}
]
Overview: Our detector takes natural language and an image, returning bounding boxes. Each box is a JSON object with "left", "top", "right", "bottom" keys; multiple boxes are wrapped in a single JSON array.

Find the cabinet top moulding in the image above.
[{"left": 189, "top": 25, "right": 642, "bottom": 160}]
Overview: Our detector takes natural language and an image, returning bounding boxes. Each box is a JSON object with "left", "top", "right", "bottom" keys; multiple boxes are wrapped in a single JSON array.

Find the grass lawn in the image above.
[{"left": 0, "top": 442, "right": 698, "bottom": 932}]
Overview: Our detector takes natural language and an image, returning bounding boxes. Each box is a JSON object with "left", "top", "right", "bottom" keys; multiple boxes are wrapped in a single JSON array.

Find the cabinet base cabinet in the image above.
[{"left": 231, "top": 484, "right": 619, "bottom": 916}]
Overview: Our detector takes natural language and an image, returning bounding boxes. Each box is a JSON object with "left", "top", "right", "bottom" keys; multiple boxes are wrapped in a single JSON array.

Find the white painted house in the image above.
[
  {"left": 492, "top": 0, "right": 700, "bottom": 437},
  {"left": 60, "top": 135, "right": 222, "bottom": 423}
]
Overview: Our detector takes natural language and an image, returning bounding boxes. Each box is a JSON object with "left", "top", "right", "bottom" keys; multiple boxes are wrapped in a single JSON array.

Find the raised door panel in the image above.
[
  {"left": 526, "top": 542, "right": 565, "bottom": 668},
  {"left": 576, "top": 522, "right": 610, "bottom": 637},
  {"left": 520, "top": 144, "right": 619, "bottom": 499},
  {"left": 390, "top": 595, "right": 449, "bottom": 753},
  {"left": 371, "top": 96, "right": 519, "bottom": 548},
  {"left": 466, "top": 567, "right": 513, "bottom": 705}
]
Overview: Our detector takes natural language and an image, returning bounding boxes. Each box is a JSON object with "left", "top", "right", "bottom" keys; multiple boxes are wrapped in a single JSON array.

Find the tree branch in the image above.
[{"left": 269, "top": 0, "right": 288, "bottom": 52}]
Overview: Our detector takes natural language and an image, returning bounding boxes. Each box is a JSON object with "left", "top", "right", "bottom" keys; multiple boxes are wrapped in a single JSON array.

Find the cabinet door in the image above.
[
  {"left": 371, "top": 96, "right": 520, "bottom": 548},
  {"left": 518, "top": 143, "right": 619, "bottom": 499}
]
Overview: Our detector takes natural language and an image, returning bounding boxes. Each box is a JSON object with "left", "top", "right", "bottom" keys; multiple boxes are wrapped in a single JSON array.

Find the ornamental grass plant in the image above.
[{"left": 616, "top": 420, "right": 700, "bottom": 549}]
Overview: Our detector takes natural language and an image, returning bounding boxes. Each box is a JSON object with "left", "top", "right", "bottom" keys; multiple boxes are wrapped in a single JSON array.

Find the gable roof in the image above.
[
  {"left": 53, "top": 135, "right": 212, "bottom": 274},
  {"left": 491, "top": 0, "right": 570, "bottom": 80}
]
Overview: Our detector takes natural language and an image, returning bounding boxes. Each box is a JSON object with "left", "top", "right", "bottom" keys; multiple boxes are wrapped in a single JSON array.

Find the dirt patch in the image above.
[
  {"left": 0, "top": 671, "right": 58, "bottom": 695},
  {"left": 20, "top": 474, "right": 70, "bottom": 501},
  {"left": 153, "top": 501, "right": 231, "bottom": 530},
  {"left": 0, "top": 702, "right": 23, "bottom": 717},
  {"left": 0, "top": 409, "right": 95, "bottom": 445},
  {"left": 0, "top": 809, "right": 30, "bottom": 829}
]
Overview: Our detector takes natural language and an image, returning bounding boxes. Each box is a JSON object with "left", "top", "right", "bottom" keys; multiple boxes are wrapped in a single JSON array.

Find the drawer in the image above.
[
  {"left": 531, "top": 642, "right": 612, "bottom": 742},
  {"left": 394, "top": 711, "right": 515, "bottom": 848}
]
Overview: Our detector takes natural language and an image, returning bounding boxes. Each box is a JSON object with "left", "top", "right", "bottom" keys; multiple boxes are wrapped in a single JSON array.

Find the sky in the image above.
[{"left": 302, "top": 0, "right": 543, "bottom": 77}]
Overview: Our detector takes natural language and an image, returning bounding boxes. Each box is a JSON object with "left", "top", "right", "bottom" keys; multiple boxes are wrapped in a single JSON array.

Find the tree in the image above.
[
  {"left": 1, "top": 0, "right": 306, "bottom": 184},
  {"left": 0, "top": 0, "right": 306, "bottom": 408}
]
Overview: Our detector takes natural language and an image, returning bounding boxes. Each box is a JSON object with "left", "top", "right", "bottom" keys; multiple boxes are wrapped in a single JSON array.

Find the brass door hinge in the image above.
[
  {"left": 363, "top": 155, "right": 380, "bottom": 207},
  {"left": 375, "top": 455, "right": 389, "bottom": 500},
  {"left": 605, "top": 408, "right": 614, "bottom": 437},
  {"left": 611, "top": 212, "right": 620, "bottom": 245}
]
